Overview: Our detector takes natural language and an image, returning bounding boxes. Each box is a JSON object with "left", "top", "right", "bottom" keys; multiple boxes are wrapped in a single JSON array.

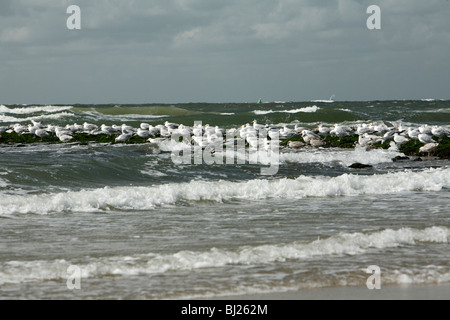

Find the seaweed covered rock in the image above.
[
  {"left": 399, "top": 139, "right": 425, "bottom": 156},
  {"left": 324, "top": 134, "right": 359, "bottom": 149},
  {"left": 349, "top": 163, "right": 373, "bottom": 169},
  {"left": 433, "top": 137, "right": 450, "bottom": 159}
]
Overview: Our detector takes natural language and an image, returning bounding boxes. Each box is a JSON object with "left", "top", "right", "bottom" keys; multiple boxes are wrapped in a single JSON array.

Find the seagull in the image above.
[
  {"left": 115, "top": 130, "right": 133, "bottom": 143},
  {"left": 388, "top": 141, "right": 399, "bottom": 152},
  {"left": 164, "top": 121, "right": 179, "bottom": 130},
  {"left": 381, "top": 130, "right": 396, "bottom": 144},
  {"left": 393, "top": 133, "right": 410, "bottom": 145},
  {"left": 431, "top": 126, "right": 447, "bottom": 138},
  {"left": 174, "top": 124, "right": 191, "bottom": 137},
  {"left": 419, "top": 143, "right": 439, "bottom": 157},
  {"left": 159, "top": 126, "right": 170, "bottom": 137},
  {"left": 58, "top": 134, "right": 73, "bottom": 143},
  {"left": 13, "top": 124, "right": 28, "bottom": 135},
  {"left": 192, "top": 124, "right": 203, "bottom": 137},
  {"left": 121, "top": 124, "right": 135, "bottom": 133},
  {"left": 309, "top": 139, "right": 326, "bottom": 147},
  {"left": 318, "top": 124, "right": 332, "bottom": 136},
  {"left": 136, "top": 128, "right": 151, "bottom": 139},
  {"left": 192, "top": 135, "right": 208, "bottom": 147},
  {"left": 302, "top": 130, "right": 321, "bottom": 144},
  {"left": 356, "top": 124, "right": 375, "bottom": 136},
  {"left": 204, "top": 124, "right": 216, "bottom": 136},
  {"left": 214, "top": 126, "right": 225, "bottom": 137},
  {"left": 67, "top": 123, "right": 84, "bottom": 133},
  {"left": 55, "top": 127, "right": 72, "bottom": 138},
  {"left": 407, "top": 128, "right": 420, "bottom": 140},
  {"left": 268, "top": 127, "right": 280, "bottom": 140},
  {"left": 148, "top": 125, "right": 160, "bottom": 137},
  {"left": 27, "top": 124, "right": 40, "bottom": 135},
  {"left": 83, "top": 122, "right": 98, "bottom": 132},
  {"left": 35, "top": 129, "right": 50, "bottom": 139},
  {"left": 373, "top": 123, "right": 390, "bottom": 135},
  {"left": 279, "top": 125, "right": 295, "bottom": 139},
  {"left": 238, "top": 124, "right": 251, "bottom": 139},
  {"left": 330, "top": 124, "right": 352, "bottom": 139},
  {"left": 358, "top": 134, "right": 379, "bottom": 147},
  {"left": 419, "top": 125, "right": 432, "bottom": 135},
  {"left": 252, "top": 120, "right": 265, "bottom": 131},
  {"left": 418, "top": 133, "right": 435, "bottom": 144},
  {"left": 100, "top": 124, "right": 117, "bottom": 135}
]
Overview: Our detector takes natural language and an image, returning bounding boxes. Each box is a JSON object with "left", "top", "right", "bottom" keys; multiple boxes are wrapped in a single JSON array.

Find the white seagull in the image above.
[
  {"left": 418, "top": 133, "right": 435, "bottom": 144},
  {"left": 393, "top": 133, "right": 409, "bottom": 145}
]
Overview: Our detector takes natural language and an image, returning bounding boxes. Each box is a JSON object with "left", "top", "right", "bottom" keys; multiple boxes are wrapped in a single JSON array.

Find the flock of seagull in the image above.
[
  {"left": 300, "top": 121, "right": 449, "bottom": 154},
  {"left": 0, "top": 120, "right": 449, "bottom": 155}
]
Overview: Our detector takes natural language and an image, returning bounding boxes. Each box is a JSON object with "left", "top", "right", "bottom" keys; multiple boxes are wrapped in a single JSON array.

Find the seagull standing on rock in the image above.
[
  {"left": 431, "top": 126, "right": 447, "bottom": 138},
  {"left": 137, "top": 128, "right": 152, "bottom": 139},
  {"left": 301, "top": 130, "right": 322, "bottom": 145},
  {"left": 418, "top": 133, "right": 435, "bottom": 145},
  {"left": 407, "top": 128, "right": 420, "bottom": 140},
  {"left": 419, "top": 143, "right": 439, "bottom": 157},
  {"left": 330, "top": 124, "right": 352, "bottom": 139},
  {"left": 115, "top": 130, "right": 134, "bottom": 143},
  {"left": 100, "top": 124, "right": 117, "bottom": 135},
  {"left": 393, "top": 132, "right": 410, "bottom": 145},
  {"left": 318, "top": 124, "right": 331, "bottom": 136},
  {"left": 13, "top": 124, "right": 28, "bottom": 135},
  {"left": 35, "top": 129, "right": 50, "bottom": 140}
]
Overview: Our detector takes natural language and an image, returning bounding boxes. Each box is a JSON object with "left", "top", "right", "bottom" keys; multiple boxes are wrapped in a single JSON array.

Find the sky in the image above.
[{"left": 1, "top": 0, "right": 449, "bottom": 104}]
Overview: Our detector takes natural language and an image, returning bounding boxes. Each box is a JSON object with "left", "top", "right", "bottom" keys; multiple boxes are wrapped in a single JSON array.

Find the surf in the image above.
[{"left": 1, "top": 167, "right": 449, "bottom": 215}]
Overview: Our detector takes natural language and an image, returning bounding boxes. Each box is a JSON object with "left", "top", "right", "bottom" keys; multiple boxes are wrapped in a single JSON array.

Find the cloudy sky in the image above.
[{"left": 1, "top": 0, "right": 449, "bottom": 104}]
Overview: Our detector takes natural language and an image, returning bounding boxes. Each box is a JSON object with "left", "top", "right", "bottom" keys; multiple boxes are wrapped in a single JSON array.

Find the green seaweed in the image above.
[
  {"left": 399, "top": 140, "right": 424, "bottom": 156},
  {"left": 372, "top": 141, "right": 391, "bottom": 150},
  {"left": 0, "top": 132, "right": 60, "bottom": 144},
  {"left": 324, "top": 134, "right": 359, "bottom": 149},
  {"left": 1, "top": 129, "right": 450, "bottom": 160},
  {"left": 434, "top": 136, "right": 450, "bottom": 159},
  {"left": 280, "top": 134, "right": 305, "bottom": 146}
]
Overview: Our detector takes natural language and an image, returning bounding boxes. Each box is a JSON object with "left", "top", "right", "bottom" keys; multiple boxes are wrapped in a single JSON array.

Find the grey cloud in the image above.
[{"left": 0, "top": 0, "right": 449, "bottom": 103}]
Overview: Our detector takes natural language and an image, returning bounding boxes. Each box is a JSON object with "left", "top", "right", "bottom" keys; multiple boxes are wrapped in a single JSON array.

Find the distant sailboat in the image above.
[
  {"left": 311, "top": 94, "right": 335, "bottom": 103},
  {"left": 257, "top": 98, "right": 262, "bottom": 104}
]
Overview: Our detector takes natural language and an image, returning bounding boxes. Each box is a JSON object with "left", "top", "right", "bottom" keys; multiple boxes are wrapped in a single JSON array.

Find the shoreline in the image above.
[{"left": 207, "top": 284, "right": 450, "bottom": 300}]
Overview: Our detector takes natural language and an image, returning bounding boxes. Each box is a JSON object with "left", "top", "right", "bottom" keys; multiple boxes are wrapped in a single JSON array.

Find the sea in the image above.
[{"left": 0, "top": 100, "right": 449, "bottom": 300}]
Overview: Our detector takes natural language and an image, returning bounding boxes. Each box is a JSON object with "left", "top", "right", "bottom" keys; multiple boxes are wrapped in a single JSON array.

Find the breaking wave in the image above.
[
  {"left": 0, "top": 167, "right": 449, "bottom": 215},
  {"left": 0, "top": 226, "right": 447, "bottom": 285}
]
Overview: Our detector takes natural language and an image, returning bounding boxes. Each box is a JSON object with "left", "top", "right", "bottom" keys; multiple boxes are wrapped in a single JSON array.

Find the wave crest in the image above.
[{"left": 0, "top": 168, "right": 449, "bottom": 215}]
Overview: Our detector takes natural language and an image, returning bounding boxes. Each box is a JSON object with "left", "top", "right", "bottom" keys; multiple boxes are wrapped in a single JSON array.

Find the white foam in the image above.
[
  {"left": 253, "top": 106, "right": 319, "bottom": 115},
  {"left": 0, "top": 105, "right": 72, "bottom": 115},
  {"left": 280, "top": 147, "right": 403, "bottom": 166},
  {"left": 0, "top": 112, "right": 75, "bottom": 123},
  {"left": 0, "top": 226, "right": 447, "bottom": 285},
  {"left": 0, "top": 178, "right": 8, "bottom": 188},
  {"left": 422, "top": 108, "right": 450, "bottom": 113},
  {"left": 0, "top": 167, "right": 449, "bottom": 215},
  {"left": 311, "top": 100, "right": 334, "bottom": 103},
  {"left": 84, "top": 111, "right": 168, "bottom": 121},
  {"left": 140, "top": 168, "right": 168, "bottom": 177}
]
